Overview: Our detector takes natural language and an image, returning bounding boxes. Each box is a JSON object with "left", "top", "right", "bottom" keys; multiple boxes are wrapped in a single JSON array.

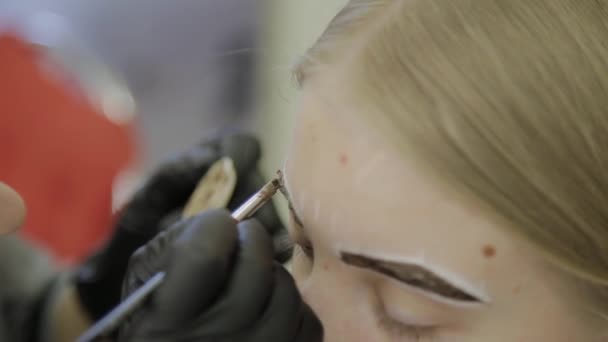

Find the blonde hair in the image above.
[{"left": 298, "top": 0, "right": 608, "bottom": 320}]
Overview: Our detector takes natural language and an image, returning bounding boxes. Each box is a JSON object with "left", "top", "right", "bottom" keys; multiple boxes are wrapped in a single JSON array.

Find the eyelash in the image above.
[
  {"left": 287, "top": 201, "right": 438, "bottom": 341},
  {"left": 378, "top": 312, "right": 438, "bottom": 341}
]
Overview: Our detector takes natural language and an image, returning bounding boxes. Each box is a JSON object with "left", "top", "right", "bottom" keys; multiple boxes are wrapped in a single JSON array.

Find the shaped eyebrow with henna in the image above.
[
  {"left": 277, "top": 170, "right": 486, "bottom": 304},
  {"left": 340, "top": 252, "right": 485, "bottom": 303}
]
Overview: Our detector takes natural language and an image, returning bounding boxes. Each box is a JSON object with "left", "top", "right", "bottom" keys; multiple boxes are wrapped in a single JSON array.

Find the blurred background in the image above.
[{"left": 0, "top": 0, "right": 347, "bottom": 264}]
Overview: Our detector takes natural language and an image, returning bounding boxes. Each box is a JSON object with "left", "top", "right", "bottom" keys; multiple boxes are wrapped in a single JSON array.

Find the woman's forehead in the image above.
[{"left": 285, "top": 93, "right": 538, "bottom": 297}]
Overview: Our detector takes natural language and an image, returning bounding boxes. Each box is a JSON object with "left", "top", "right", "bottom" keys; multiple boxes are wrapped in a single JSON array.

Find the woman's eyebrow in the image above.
[
  {"left": 278, "top": 170, "right": 488, "bottom": 305},
  {"left": 340, "top": 251, "right": 490, "bottom": 306}
]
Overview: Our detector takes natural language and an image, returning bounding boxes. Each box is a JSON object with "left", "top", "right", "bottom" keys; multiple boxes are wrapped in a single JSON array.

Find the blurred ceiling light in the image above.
[{"left": 22, "top": 10, "right": 136, "bottom": 125}]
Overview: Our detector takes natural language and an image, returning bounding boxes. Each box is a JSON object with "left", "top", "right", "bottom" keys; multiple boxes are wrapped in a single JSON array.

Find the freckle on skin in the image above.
[
  {"left": 339, "top": 153, "right": 348, "bottom": 166},
  {"left": 323, "top": 262, "right": 329, "bottom": 271},
  {"left": 482, "top": 244, "right": 496, "bottom": 258},
  {"left": 513, "top": 285, "right": 521, "bottom": 294}
]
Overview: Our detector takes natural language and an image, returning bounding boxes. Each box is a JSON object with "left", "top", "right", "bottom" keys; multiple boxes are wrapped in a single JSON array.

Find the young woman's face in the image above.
[
  {"left": 283, "top": 89, "right": 593, "bottom": 341},
  {"left": 0, "top": 182, "right": 26, "bottom": 235}
]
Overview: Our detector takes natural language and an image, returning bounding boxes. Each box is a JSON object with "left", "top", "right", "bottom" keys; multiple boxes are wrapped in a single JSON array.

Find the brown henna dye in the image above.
[{"left": 341, "top": 252, "right": 480, "bottom": 302}]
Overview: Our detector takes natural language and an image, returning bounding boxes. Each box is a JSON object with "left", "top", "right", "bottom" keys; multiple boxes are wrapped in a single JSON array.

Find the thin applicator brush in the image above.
[{"left": 77, "top": 175, "right": 283, "bottom": 342}]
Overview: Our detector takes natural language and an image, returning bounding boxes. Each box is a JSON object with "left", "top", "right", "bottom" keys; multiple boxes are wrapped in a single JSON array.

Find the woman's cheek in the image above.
[{"left": 0, "top": 182, "right": 26, "bottom": 234}]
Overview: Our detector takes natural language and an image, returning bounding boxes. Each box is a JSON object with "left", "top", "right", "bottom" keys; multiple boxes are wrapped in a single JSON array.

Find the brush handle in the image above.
[
  {"left": 76, "top": 272, "right": 165, "bottom": 342},
  {"left": 76, "top": 176, "right": 281, "bottom": 342}
]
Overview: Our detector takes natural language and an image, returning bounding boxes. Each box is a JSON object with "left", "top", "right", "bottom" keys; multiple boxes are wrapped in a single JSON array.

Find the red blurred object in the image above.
[{"left": 0, "top": 32, "right": 137, "bottom": 264}]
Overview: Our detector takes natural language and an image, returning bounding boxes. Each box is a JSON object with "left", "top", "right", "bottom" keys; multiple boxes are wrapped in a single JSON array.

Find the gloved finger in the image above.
[
  {"left": 292, "top": 303, "right": 325, "bottom": 342},
  {"left": 149, "top": 210, "right": 239, "bottom": 330},
  {"left": 119, "top": 219, "right": 190, "bottom": 340},
  {"left": 196, "top": 219, "right": 274, "bottom": 334},
  {"left": 272, "top": 230, "right": 295, "bottom": 264},
  {"left": 218, "top": 133, "right": 261, "bottom": 179},
  {"left": 158, "top": 135, "right": 262, "bottom": 232},
  {"left": 121, "top": 132, "right": 261, "bottom": 236},
  {"left": 119, "top": 142, "right": 220, "bottom": 235},
  {"left": 122, "top": 220, "right": 187, "bottom": 296},
  {"left": 157, "top": 209, "right": 182, "bottom": 232},
  {"left": 249, "top": 265, "right": 320, "bottom": 341}
]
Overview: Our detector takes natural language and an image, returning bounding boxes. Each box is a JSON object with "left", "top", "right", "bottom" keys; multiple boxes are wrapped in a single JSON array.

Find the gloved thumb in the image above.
[{"left": 144, "top": 210, "right": 239, "bottom": 331}]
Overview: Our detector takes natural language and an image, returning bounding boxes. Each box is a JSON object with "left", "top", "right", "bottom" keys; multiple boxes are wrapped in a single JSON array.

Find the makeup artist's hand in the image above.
[
  {"left": 119, "top": 209, "right": 323, "bottom": 342},
  {"left": 73, "top": 132, "right": 287, "bottom": 322}
]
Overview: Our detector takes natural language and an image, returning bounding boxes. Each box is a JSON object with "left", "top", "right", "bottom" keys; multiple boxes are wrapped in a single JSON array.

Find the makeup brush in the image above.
[{"left": 77, "top": 169, "right": 283, "bottom": 342}]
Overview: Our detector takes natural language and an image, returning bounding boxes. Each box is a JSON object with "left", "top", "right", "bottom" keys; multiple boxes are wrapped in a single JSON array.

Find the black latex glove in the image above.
[
  {"left": 119, "top": 209, "right": 323, "bottom": 342},
  {"left": 74, "top": 132, "right": 289, "bottom": 321}
]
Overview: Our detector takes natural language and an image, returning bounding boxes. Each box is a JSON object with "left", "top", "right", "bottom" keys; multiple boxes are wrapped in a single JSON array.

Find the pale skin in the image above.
[
  {"left": 0, "top": 93, "right": 599, "bottom": 342},
  {"left": 283, "top": 79, "right": 597, "bottom": 341},
  {"left": 0, "top": 93, "right": 600, "bottom": 342}
]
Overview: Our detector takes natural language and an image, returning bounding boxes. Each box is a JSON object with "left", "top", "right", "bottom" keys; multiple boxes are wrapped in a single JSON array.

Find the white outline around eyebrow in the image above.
[
  {"left": 281, "top": 165, "right": 491, "bottom": 307},
  {"left": 335, "top": 245, "right": 492, "bottom": 307}
]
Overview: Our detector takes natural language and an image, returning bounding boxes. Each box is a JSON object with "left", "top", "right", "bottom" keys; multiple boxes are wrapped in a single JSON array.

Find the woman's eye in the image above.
[
  {"left": 376, "top": 301, "right": 439, "bottom": 341},
  {"left": 378, "top": 313, "right": 438, "bottom": 341}
]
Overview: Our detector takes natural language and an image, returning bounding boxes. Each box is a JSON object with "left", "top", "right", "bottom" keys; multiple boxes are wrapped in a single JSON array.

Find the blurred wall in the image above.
[
  {"left": 1, "top": 0, "right": 259, "bottom": 172},
  {"left": 1, "top": 0, "right": 348, "bottom": 176},
  {"left": 254, "top": 0, "right": 348, "bottom": 177}
]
